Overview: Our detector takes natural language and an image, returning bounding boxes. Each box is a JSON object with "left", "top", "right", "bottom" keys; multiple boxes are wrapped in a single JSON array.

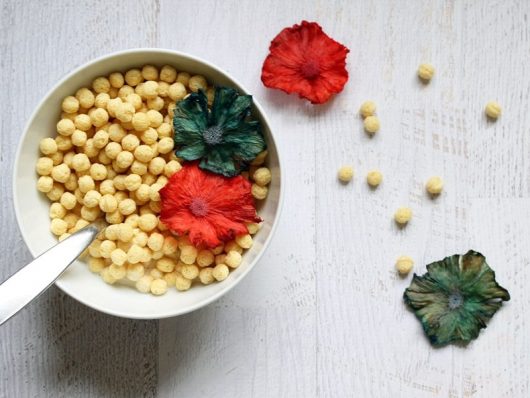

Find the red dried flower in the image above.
[
  {"left": 261, "top": 21, "right": 349, "bottom": 104},
  {"left": 159, "top": 163, "right": 261, "bottom": 248}
]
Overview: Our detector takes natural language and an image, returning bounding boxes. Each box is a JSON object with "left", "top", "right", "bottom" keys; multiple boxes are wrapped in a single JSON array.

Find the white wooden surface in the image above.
[{"left": 1, "top": 0, "right": 529, "bottom": 397}]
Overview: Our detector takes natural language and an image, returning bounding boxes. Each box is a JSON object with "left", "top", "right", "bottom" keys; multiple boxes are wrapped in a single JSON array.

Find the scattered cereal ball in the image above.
[
  {"left": 180, "top": 245, "right": 198, "bottom": 265},
  {"left": 83, "top": 190, "right": 101, "bottom": 208},
  {"left": 199, "top": 268, "right": 214, "bottom": 285},
  {"left": 396, "top": 255, "right": 414, "bottom": 275},
  {"left": 130, "top": 112, "right": 149, "bottom": 131},
  {"left": 90, "top": 163, "right": 107, "bottom": 181},
  {"left": 181, "top": 264, "right": 199, "bottom": 280},
  {"left": 366, "top": 170, "right": 383, "bottom": 187},
  {"left": 168, "top": 82, "right": 187, "bottom": 101},
  {"left": 246, "top": 223, "right": 260, "bottom": 235},
  {"left": 88, "top": 257, "right": 106, "bottom": 273},
  {"left": 62, "top": 96, "right": 79, "bottom": 114},
  {"left": 138, "top": 213, "right": 158, "bottom": 232},
  {"left": 359, "top": 101, "right": 376, "bottom": 118},
  {"left": 417, "top": 63, "right": 435, "bottom": 82},
  {"left": 235, "top": 234, "right": 253, "bottom": 249},
  {"left": 188, "top": 75, "right": 207, "bottom": 93},
  {"left": 100, "top": 240, "right": 117, "bottom": 258},
  {"left": 100, "top": 267, "right": 117, "bottom": 285},
  {"left": 126, "top": 263, "right": 145, "bottom": 281},
  {"left": 197, "top": 250, "right": 214, "bottom": 267},
  {"left": 56, "top": 118, "right": 75, "bottom": 136},
  {"left": 118, "top": 198, "right": 137, "bottom": 216},
  {"left": 134, "top": 145, "right": 154, "bottom": 163},
  {"left": 175, "top": 274, "right": 192, "bottom": 291},
  {"left": 338, "top": 166, "right": 354, "bottom": 183},
  {"left": 116, "top": 151, "right": 134, "bottom": 169},
  {"left": 71, "top": 130, "right": 88, "bottom": 147},
  {"left": 364, "top": 116, "right": 380, "bottom": 134},
  {"left": 160, "top": 65, "right": 177, "bottom": 83},
  {"left": 115, "top": 102, "right": 135, "bottom": 123},
  {"left": 136, "top": 275, "right": 153, "bottom": 293},
  {"left": 124, "top": 174, "right": 142, "bottom": 191},
  {"left": 212, "top": 264, "right": 229, "bottom": 281},
  {"left": 109, "top": 72, "right": 125, "bottom": 88},
  {"left": 40, "top": 138, "right": 58, "bottom": 155},
  {"left": 251, "top": 184, "right": 268, "bottom": 200},
  {"left": 76, "top": 88, "right": 95, "bottom": 108},
  {"left": 51, "top": 164, "right": 71, "bottom": 183},
  {"left": 94, "top": 92, "right": 110, "bottom": 109},
  {"left": 426, "top": 176, "right": 443, "bottom": 195},
  {"left": 49, "top": 202, "right": 66, "bottom": 219},
  {"left": 253, "top": 167, "right": 271, "bottom": 186},
  {"left": 78, "top": 175, "right": 95, "bottom": 193},
  {"left": 124, "top": 69, "right": 143, "bottom": 87},
  {"left": 50, "top": 218, "right": 68, "bottom": 236},
  {"left": 60, "top": 192, "right": 77, "bottom": 210},
  {"left": 394, "top": 207, "right": 412, "bottom": 225},
  {"left": 225, "top": 250, "right": 242, "bottom": 268},
  {"left": 36, "top": 157, "right": 54, "bottom": 176},
  {"left": 150, "top": 279, "right": 167, "bottom": 296},
  {"left": 485, "top": 101, "right": 501, "bottom": 119}
]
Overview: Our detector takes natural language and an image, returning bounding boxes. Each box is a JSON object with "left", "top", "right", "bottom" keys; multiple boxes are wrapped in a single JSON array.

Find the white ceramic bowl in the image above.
[{"left": 13, "top": 49, "right": 282, "bottom": 319}]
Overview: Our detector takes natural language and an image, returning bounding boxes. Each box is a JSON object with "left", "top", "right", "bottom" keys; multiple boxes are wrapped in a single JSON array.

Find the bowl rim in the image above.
[{"left": 12, "top": 47, "right": 284, "bottom": 319}]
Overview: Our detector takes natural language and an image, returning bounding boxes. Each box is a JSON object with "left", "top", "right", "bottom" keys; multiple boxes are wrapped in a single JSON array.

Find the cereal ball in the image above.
[
  {"left": 168, "top": 82, "right": 187, "bottom": 101},
  {"left": 118, "top": 198, "right": 136, "bottom": 216},
  {"left": 98, "top": 180, "right": 114, "bottom": 195},
  {"left": 55, "top": 135, "right": 73, "bottom": 152},
  {"left": 108, "top": 263, "right": 127, "bottom": 280},
  {"left": 118, "top": 85, "right": 134, "bottom": 100},
  {"left": 253, "top": 167, "right": 272, "bottom": 186},
  {"left": 132, "top": 230, "right": 148, "bottom": 247},
  {"left": 50, "top": 152, "right": 64, "bottom": 166},
  {"left": 175, "top": 274, "right": 192, "bottom": 291},
  {"left": 106, "top": 124, "right": 126, "bottom": 143},
  {"left": 39, "top": 138, "right": 58, "bottom": 155},
  {"left": 364, "top": 116, "right": 380, "bottom": 134},
  {"left": 417, "top": 63, "right": 435, "bottom": 81},
  {"left": 116, "top": 151, "right": 134, "bottom": 169},
  {"left": 132, "top": 112, "right": 150, "bottom": 131},
  {"left": 135, "top": 275, "right": 153, "bottom": 293},
  {"left": 110, "top": 249, "right": 127, "bottom": 265},
  {"left": 176, "top": 72, "right": 190, "bottom": 86},
  {"left": 235, "top": 234, "right": 253, "bottom": 249},
  {"left": 157, "top": 81, "right": 170, "bottom": 98},
  {"left": 251, "top": 184, "right": 268, "bottom": 200},
  {"left": 134, "top": 184, "right": 150, "bottom": 202},
  {"left": 396, "top": 255, "right": 414, "bottom": 275},
  {"left": 126, "top": 263, "right": 145, "bottom": 282},
  {"left": 50, "top": 164, "right": 70, "bottom": 184},
  {"left": 426, "top": 176, "right": 443, "bottom": 195},
  {"left": 163, "top": 160, "right": 181, "bottom": 178},
  {"left": 157, "top": 137, "right": 174, "bottom": 154},
  {"left": 81, "top": 205, "right": 100, "bottom": 222},
  {"left": 117, "top": 223, "right": 134, "bottom": 242},
  {"left": 198, "top": 268, "right": 214, "bottom": 285},
  {"left": 162, "top": 236, "right": 178, "bottom": 256},
  {"left": 145, "top": 110, "right": 163, "bottom": 128},
  {"left": 78, "top": 175, "right": 95, "bottom": 193},
  {"left": 71, "top": 154, "right": 90, "bottom": 173},
  {"left": 91, "top": 76, "right": 110, "bottom": 93},
  {"left": 394, "top": 207, "right": 412, "bottom": 225},
  {"left": 106, "top": 209, "right": 124, "bottom": 225},
  {"left": 46, "top": 183, "right": 65, "bottom": 201},
  {"left": 98, "top": 194, "right": 117, "bottom": 213},
  {"left": 246, "top": 223, "right": 260, "bottom": 235},
  {"left": 157, "top": 123, "right": 172, "bottom": 138},
  {"left": 147, "top": 96, "right": 164, "bottom": 111},
  {"left": 138, "top": 213, "right": 158, "bottom": 232},
  {"left": 367, "top": 170, "right": 383, "bottom": 187},
  {"left": 73, "top": 219, "right": 90, "bottom": 233},
  {"left": 150, "top": 279, "right": 167, "bottom": 296},
  {"left": 94, "top": 93, "right": 110, "bottom": 109},
  {"left": 485, "top": 101, "right": 501, "bottom": 119},
  {"left": 180, "top": 245, "right": 198, "bottom": 265},
  {"left": 140, "top": 128, "right": 158, "bottom": 146},
  {"left": 146, "top": 157, "right": 164, "bottom": 176},
  {"left": 75, "top": 88, "right": 95, "bottom": 108},
  {"left": 36, "top": 157, "right": 54, "bottom": 176},
  {"left": 359, "top": 101, "right": 376, "bottom": 118},
  {"left": 156, "top": 257, "right": 176, "bottom": 273},
  {"left": 56, "top": 118, "right": 75, "bottom": 136},
  {"left": 134, "top": 145, "right": 155, "bottom": 163},
  {"left": 62, "top": 96, "right": 79, "bottom": 114},
  {"left": 124, "top": 69, "right": 143, "bottom": 86},
  {"left": 49, "top": 202, "right": 66, "bottom": 219},
  {"left": 106, "top": 98, "right": 122, "bottom": 118},
  {"left": 74, "top": 114, "right": 92, "bottom": 131},
  {"left": 108, "top": 87, "right": 118, "bottom": 98},
  {"left": 88, "top": 257, "right": 106, "bottom": 273},
  {"left": 212, "top": 264, "right": 229, "bottom": 281},
  {"left": 104, "top": 143, "right": 122, "bottom": 161},
  {"left": 88, "top": 240, "right": 102, "bottom": 258},
  {"left": 142, "top": 81, "right": 158, "bottom": 100},
  {"left": 90, "top": 108, "right": 109, "bottom": 128},
  {"left": 126, "top": 93, "right": 142, "bottom": 110},
  {"left": 251, "top": 150, "right": 268, "bottom": 166},
  {"left": 160, "top": 65, "right": 177, "bottom": 83},
  {"left": 141, "top": 64, "right": 158, "bottom": 81},
  {"left": 100, "top": 240, "right": 117, "bottom": 258},
  {"left": 225, "top": 241, "right": 243, "bottom": 254},
  {"left": 225, "top": 251, "right": 242, "bottom": 268},
  {"left": 90, "top": 163, "right": 107, "bottom": 181},
  {"left": 115, "top": 102, "right": 135, "bottom": 123},
  {"left": 50, "top": 218, "right": 68, "bottom": 236},
  {"left": 109, "top": 72, "right": 124, "bottom": 88},
  {"left": 93, "top": 130, "right": 109, "bottom": 149},
  {"left": 127, "top": 244, "right": 145, "bottom": 264},
  {"left": 129, "top": 162, "right": 147, "bottom": 178},
  {"left": 124, "top": 174, "right": 142, "bottom": 191},
  {"left": 147, "top": 233, "right": 164, "bottom": 252},
  {"left": 58, "top": 192, "right": 76, "bottom": 211},
  {"left": 196, "top": 250, "right": 214, "bottom": 267},
  {"left": 100, "top": 267, "right": 117, "bottom": 285},
  {"left": 122, "top": 134, "right": 140, "bottom": 152},
  {"left": 189, "top": 75, "right": 207, "bottom": 92},
  {"left": 71, "top": 130, "right": 88, "bottom": 147},
  {"left": 336, "top": 166, "right": 354, "bottom": 183},
  {"left": 83, "top": 190, "right": 101, "bottom": 208},
  {"left": 181, "top": 264, "right": 199, "bottom": 280}
]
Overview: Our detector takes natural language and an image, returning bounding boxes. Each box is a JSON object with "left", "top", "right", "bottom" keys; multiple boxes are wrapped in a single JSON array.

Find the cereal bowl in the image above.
[{"left": 13, "top": 48, "right": 282, "bottom": 319}]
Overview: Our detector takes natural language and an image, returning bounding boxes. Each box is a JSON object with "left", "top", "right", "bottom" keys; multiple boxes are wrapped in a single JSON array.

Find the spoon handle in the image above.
[{"left": 0, "top": 225, "right": 100, "bottom": 326}]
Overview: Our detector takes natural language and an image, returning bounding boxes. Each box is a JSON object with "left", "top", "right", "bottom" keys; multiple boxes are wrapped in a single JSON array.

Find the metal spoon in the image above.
[{"left": 0, "top": 224, "right": 101, "bottom": 326}]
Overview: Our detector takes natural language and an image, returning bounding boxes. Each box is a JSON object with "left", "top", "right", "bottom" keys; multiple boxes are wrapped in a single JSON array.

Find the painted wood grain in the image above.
[
  {"left": 1, "top": 0, "right": 530, "bottom": 397},
  {"left": 0, "top": 1, "right": 159, "bottom": 397}
]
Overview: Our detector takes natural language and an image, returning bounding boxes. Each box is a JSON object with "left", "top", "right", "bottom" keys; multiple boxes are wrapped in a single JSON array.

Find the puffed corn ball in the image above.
[
  {"left": 359, "top": 101, "right": 376, "bottom": 118},
  {"left": 417, "top": 63, "right": 435, "bottom": 82},
  {"left": 396, "top": 256, "right": 414, "bottom": 275},
  {"left": 366, "top": 170, "right": 383, "bottom": 187},
  {"left": 37, "top": 64, "right": 270, "bottom": 296},
  {"left": 485, "top": 101, "right": 501, "bottom": 119},
  {"left": 394, "top": 207, "right": 412, "bottom": 225},
  {"left": 338, "top": 166, "right": 354, "bottom": 183},
  {"left": 426, "top": 176, "right": 443, "bottom": 195},
  {"left": 363, "top": 116, "right": 380, "bottom": 134}
]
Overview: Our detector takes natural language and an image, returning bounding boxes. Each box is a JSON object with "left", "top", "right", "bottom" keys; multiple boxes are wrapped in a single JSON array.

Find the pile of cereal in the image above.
[{"left": 36, "top": 65, "right": 271, "bottom": 295}]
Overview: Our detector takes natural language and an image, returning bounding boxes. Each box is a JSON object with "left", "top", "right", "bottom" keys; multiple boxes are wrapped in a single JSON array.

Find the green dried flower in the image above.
[
  {"left": 404, "top": 250, "right": 510, "bottom": 346},
  {"left": 172, "top": 86, "right": 266, "bottom": 177}
]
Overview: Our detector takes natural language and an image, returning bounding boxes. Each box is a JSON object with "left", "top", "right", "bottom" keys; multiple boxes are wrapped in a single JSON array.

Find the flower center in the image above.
[
  {"left": 448, "top": 292, "right": 464, "bottom": 309},
  {"left": 300, "top": 60, "right": 320, "bottom": 80},
  {"left": 203, "top": 125, "right": 223, "bottom": 145},
  {"left": 189, "top": 197, "right": 208, "bottom": 217}
]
